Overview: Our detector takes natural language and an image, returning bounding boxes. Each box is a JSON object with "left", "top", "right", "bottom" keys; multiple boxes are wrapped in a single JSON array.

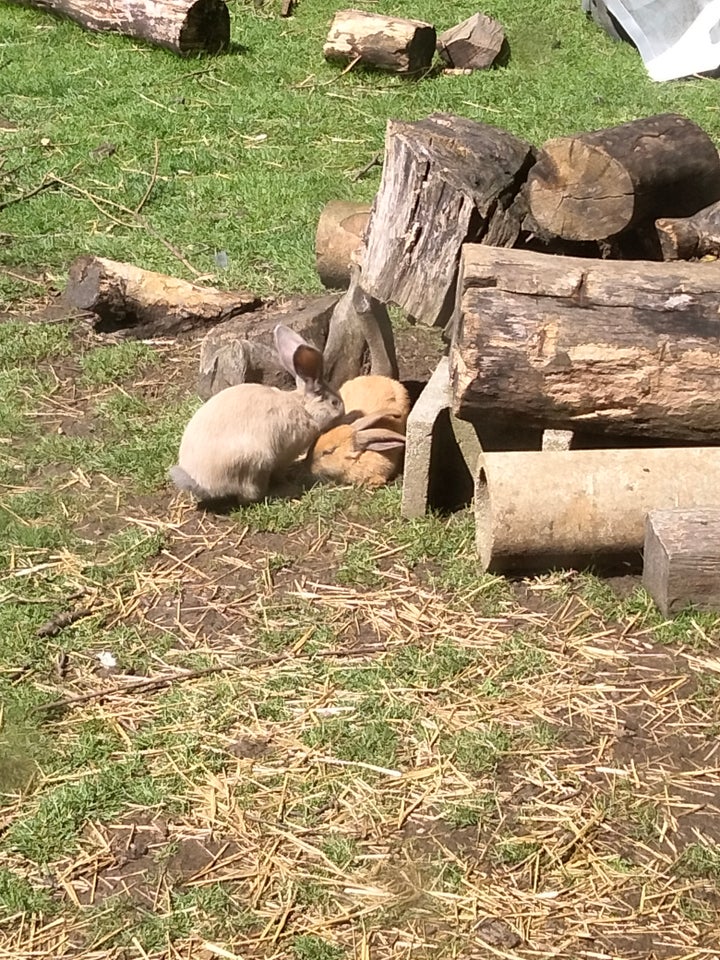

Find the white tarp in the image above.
[{"left": 589, "top": 0, "right": 720, "bottom": 81}]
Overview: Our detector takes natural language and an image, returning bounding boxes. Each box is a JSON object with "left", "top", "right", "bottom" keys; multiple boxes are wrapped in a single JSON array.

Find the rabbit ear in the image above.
[
  {"left": 273, "top": 325, "right": 324, "bottom": 388},
  {"left": 354, "top": 428, "right": 406, "bottom": 453},
  {"left": 350, "top": 410, "right": 402, "bottom": 431}
]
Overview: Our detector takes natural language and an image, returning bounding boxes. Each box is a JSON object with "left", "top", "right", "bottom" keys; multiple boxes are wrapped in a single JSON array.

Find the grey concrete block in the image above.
[{"left": 402, "top": 357, "right": 481, "bottom": 518}]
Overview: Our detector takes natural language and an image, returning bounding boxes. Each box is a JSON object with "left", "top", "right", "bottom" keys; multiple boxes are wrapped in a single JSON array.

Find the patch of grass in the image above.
[
  {"left": 442, "top": 793, "right": 496, "bottom": 829},
  {"left": 293, "top": 935, "right": 345, "bottom": 960},
  {"left": 498, "top": 633, "right": 549, "bottom": 681},
  {"left": 302, "top": 701, "right": 402, "bottom": 769},
  {"left": 321, "top": 835, "right": 358, "bottom": 869},
  {"left": 337, "top": 541, "right": 382, "bottom": 588},
  {"left": 0, "top": 868, "right": 57, "bottom": 920},
  {"left": 675, "top": 843, "right": 720, "bottom": 882},
  {"left": 79, "top": 342, "right": 158, "bottom": 385},
  {"left": 492, "top": 839, "right": 539, "bottom": 866},
  {"left": 445, "top": 725, "right": 513, "bottom": 776},
  {"left": 389, "top": 641, "right": 474, "bottom": 688},
  {"left": 0, "top": 321, "right": 70, "bottom": 365}
]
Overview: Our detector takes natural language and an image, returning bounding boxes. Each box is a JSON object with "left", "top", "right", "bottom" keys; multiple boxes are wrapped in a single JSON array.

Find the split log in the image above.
[
  {"left": 450, "top": 245, "right": 720, "bottom": 442},
  {"left": 361, "top": 113, "right": 535, "bottom": 328},
  {"left": 643, "top": 509, "right": 720, "bottom": 616},
  {"left": 65, "top": 256, "right": 260, "bottom": 338},
  {"left": 9, "top": 0, "right": 230, "bottom": 55},
  {"left": 656, "top": 200, "right": 720, "bottom": 261},
  {"left": 526, "top": 114, "right": 720, "bottom": 242},
  {"left": 197, "top": 294, "right": 339, "bottom": 400},
  {"left": 436, "top": 12, "right": 505, "bottom": 70},
  {"left": 475, "top": 448, "right": 720, "bottom": 574},
  {"left": 322, "top": 265, "right": 398, "bottom": 389},
  {"left": 315, "top": 200, "right": 371, "bottom": 290},
  {"left": 324, "top": 9, "right": 436, "bottom": 75}
]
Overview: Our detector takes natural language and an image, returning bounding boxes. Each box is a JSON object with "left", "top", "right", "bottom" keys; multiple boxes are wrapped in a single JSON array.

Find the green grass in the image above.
[{"left": 5, "top": 0, "right": 720, "bottom": 305}]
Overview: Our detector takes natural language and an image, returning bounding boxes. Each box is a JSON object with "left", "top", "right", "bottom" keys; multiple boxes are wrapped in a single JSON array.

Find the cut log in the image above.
[
  {"left": 322, "top": 265, "right": 399, "bottom": 389},
  {"left": 450, "top": 245, "right": 720, "bottom": 442},
  {"left": 9, "top": 0, "right": 230, "bottom": 55},
  {"left": 436, "top": 12, "right": 505, "bottom": 70},
  {"left": 315, "top": 200, "right": 371, "bottom": 290},
  {"left": 526, "top": 114, "right": 720, "bottom": 242},
  {"left": 324, "top": 9, "right": 436, "bottom": 75},
  {"left": 361, "top": 113, "right": 535, "bottom": 328},
  {"left": 65, "top": 256, "right": 260, "bottom": 338},
  {"left": 197, "top": 294, "right": 339, "bottom": 400},
  {"left": 475, "top": 448, "right": 720, "bottom": 574},
  {"left": 656, "top": 200, "right": 720, "bottom": 261},
  {"left": 643, "top": 508, "right": 720, "bottom": 617}
]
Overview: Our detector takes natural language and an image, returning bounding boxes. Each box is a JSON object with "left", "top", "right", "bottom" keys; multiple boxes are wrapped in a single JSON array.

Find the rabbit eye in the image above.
[{"left": 322, "top": 446, "right": 336, "bottom": 456}]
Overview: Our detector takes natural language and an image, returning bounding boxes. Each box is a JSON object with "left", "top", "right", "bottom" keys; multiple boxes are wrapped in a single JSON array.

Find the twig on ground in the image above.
[
  {"left": 0, "top": 174, "right": 57, "bottom": 212},
  {"left": 351, "top": 154, "right": 381, "bottom": 182},
  {"left": 134, "top": 139, "right": 160, "bottom": 215},
  {"left": 36, "top": 606, "right": 94, "bottom": 639}
]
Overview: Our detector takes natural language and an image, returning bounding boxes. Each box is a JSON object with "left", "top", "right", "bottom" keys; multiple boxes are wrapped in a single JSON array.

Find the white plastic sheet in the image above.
[{"left": 589, "top": 0, "right": 720, "bottom": 81}]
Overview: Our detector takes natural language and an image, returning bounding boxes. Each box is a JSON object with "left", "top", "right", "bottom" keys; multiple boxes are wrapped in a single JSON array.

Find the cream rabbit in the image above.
[{"left": 170, "top": 325, "right": 344, "bottom": 504}]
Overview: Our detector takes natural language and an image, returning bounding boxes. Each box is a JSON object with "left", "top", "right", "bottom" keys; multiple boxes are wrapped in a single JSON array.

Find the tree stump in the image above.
[
  {"left": 361, "top": 113, "right": 535, "bottom": 328},
  {"left": 9, "top": 0, "right": 230, "bottom": 54},
  {"left": 656, "top": 200, "right": 720, "bottom": 261},
  {"left": 450, "top": 245, "right": 720, "bottom": 442},
  {"left": 315, "top": 200, "right": 371, "bottom": 290},
  {"left": 324, "top": 9, "right": 436, "bottom": 75},
  {"left": 436, "top": 12, "right": 505, "bottom": 70},
  {"left": 643, "top": 508, "right": 720, "bottom": 616},
  {"left": 65, "top": 256, "right": 260, "bottom": 338},
  {"left": 526, "top": 114, "right": 720, "bottom": 242}
]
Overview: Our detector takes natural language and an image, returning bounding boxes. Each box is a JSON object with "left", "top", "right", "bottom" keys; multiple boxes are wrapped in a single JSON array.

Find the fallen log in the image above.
[
  {"left": 315, "top": 200, "right": 371, "bottom": 290},
  {"left": 643, "top": 508, "right": 720, "bottom": 616},
  {"left": 324, "top": 9, "right": 436, "bottom": 75},
  {"left": 526, "top": 114, "right": 720, "bottom": 242},
  {"left": 436, "top": 12, "right": 505, "bottom": 70},
  {"left": 9, "top": 0, "right": 230, "bottom": 55},
  {"left": 450, "top": 245, "right": 720, "bottom": 442},
  {"left": 65, "top": 256, "right": 260, "bottom": 338},
  {"left": 197, "top": 294, "right": 339, "bottom": 399},
  {"left": 475, "top": 449, "right": 720, "bottom": 574},
  {"left": 361, "top": 114, "right": 535, "bottom": 327},
  {"left": 656, "top": 200, "right": 720, "bottom": 261}
]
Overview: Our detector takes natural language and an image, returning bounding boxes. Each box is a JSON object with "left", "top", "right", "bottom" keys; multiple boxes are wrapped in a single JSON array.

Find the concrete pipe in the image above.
[
  {"left": 315, "top": 201, "right": 371, "bottom": 290},
  {"left": 475, "top": 447, "right": 720, "bottom": 574}
]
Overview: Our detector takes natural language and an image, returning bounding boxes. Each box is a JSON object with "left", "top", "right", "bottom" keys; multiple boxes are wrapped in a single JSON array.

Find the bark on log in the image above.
[
  {"left": 322, "top": 266, "right": 398, "bottom": 389},
  {"left": 656, "top": 200, "right": 720, "bottom": 261},
  {"left": 361, "top": 113, "right": 535, "bottom": 328},
  {"left": 197, "top": 294, "right": 339, "bottom": 400},
  {"left": 315, "top": 200, "right": 371, "bottom": 290},
  {"left": 65, "top": 256, "right": 260, "bottom": 338},
  {"left": 9, "top": 0, "right": 230, "bottom": 55},
  {"left": 643, "top": 508, "right": 720, "bottom": 616},
  {"left": 324, "top": 9, "right": 436, "bottom": 75},
  {"left": 526, "top": 114, "right": 720, "bottom": 242},
  {"left": 475, "top": 448, "right": 720, "bottom": 574},
  {"left": 436, "top": 12, "right": 505, "bottom": 70},
  {"left": 450, "top": 245, "right": 720, "bottom": 442}
]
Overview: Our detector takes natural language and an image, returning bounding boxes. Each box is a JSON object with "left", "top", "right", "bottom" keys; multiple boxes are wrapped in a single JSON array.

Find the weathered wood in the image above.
[
  {"left": 324, "top": 9, "right": 436, "bottom": 75},
  {"left": 526, "top": 114, "right": 720, "bottom": 242},
  {"left": 361, "top": 113, "right": 535, "bottom": 328},
  {"left": 656, "top": 200, "right": 720, "bottom": 261},
  {"left": 322, "top": 266, "right": 398, "bottom": 389},
  {"left": 197, "top": 294, "right": 339, "bottom": 400},
  {"left": 450, "top": 245, "right": 720, "bottom": 442},
  {"left": 436, "top": 12, "right": 505, "bottom": 70},
  {"left": 65, "top": 256, "right": 260, "bottom": 338},
  {"left": 9, "top": 0, "right": 230, "bottom": 54},
  {"left": 475, "top": 449, "right": 720, "bottom": 574},
  {"left": 315, "top": 200, "right": 371, "bottom": 290},
  {"left": 643, "top": 509, "right": 720, "bottom": 616}
]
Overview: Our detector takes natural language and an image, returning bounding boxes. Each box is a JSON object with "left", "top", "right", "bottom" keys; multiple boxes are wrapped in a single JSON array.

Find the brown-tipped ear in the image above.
[
  {"left": 274, "top": 324, "right": 324, "bottom": 387},
  {"left": 354, "top": 428, "right": 406, "bottom": 453},
  {"left": 350, "top": 410, "right": 401, "bottom": 431}
]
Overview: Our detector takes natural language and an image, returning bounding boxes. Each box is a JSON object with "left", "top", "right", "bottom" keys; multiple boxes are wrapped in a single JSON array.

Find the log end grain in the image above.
[
  {"left": 436, "top": 11, "right": 506, "bottom": 70},
  {"left": 178, "top": 0, "right": 230, "bottom": 53}
]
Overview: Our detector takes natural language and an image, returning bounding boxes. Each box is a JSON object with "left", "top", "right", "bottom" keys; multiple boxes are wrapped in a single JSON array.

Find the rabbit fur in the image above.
[
  {"left": 170, "top": 324, "right": 344, "bottom": 504},
  {"left": 339, "top": 376, "right": 411, "bottom": 432},
  {"left": 308, "top": 409, "right": 406, "bottom": 488}
]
